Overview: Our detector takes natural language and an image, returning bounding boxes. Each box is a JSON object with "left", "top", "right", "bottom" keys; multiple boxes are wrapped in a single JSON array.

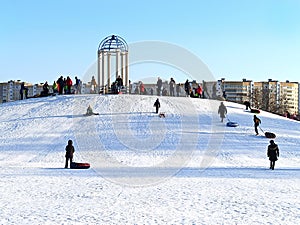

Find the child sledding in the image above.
[{"left": 85, "top": 105, "right": 99, "bottom": 116}]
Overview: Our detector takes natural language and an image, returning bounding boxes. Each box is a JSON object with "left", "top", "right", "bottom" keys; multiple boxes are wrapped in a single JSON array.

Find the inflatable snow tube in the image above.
[
  {"left": 251, "top": 108, "right": 260, "bottom": 114},
  {"left": 226, "top": 121, "right": 239, "bottom": 127},
  {"left": 70, "top": 162, "right": 90, "bottom": 169}
]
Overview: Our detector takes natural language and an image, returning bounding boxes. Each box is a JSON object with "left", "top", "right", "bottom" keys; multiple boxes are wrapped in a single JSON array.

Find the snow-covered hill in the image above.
[{"left": 0, "top": 94, "right": 299, "bottom": 224}]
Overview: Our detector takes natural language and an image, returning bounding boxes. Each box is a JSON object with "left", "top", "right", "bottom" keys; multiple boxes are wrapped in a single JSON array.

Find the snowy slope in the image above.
[{"left": 0, "top": 94, "right": 299, "bottom": 224}]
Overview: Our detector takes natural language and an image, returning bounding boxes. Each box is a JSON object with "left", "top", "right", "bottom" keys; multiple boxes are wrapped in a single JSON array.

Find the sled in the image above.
[
  {"left": 265, "top": 132, "right": 276, "bottom": 139},
  {"left": 84, "top": 112, "right": 99, "bottom": 116},
  {"left": 251, "top": 108, "right": 260, "bottom": 114},
  {"left": 70, "top": 162, "right": 90, "bottom": 169},
  {"left": 226, "top": 117, "right": 238, "bottom": 127},
  {"left": 226, "top": 121, "right": 239, "bottom": 127},
  {"left": 159, "top": 112, "right": 166, "bottom": 118},
  {"left": 259, "top": 127, "right": 276, "bottom": 139}
]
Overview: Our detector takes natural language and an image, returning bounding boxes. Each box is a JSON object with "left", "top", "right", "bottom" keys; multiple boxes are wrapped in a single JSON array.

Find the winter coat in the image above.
[
  {"left": 267, "top": 143, "right": 279, "bottom": 161},
  {"left": 184, "top": 80, "right": 190, "bottom": 92},
  {"left": 218, "top": 103, "right": 227, "bottom": 118},
  {"left": 196, "top": 86, "right": 203, "bottom": 95},
  {"left": 65, "top": 144, "right": 75, "bottom": 158},
  {"left": 254, "top": 116, "right": 261, "bottom": 126},
  {"left": 154, "top": 99, "right": 160, "bottom": 108},
  {"left": 66, "top": 77, "right": 73, "bottom": 87},
  {"left": 116, "top": 77, "right": 123, "bottom": 87},
  {"left": 157, "top": 78, "right": 162, "bottom": 89},
  {"left": 154, "top": 100, "right": 160, "bottom": 108}
]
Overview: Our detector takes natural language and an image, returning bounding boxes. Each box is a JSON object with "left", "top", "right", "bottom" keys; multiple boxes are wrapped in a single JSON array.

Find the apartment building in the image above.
[
  {"left": 279, "top": 80, "right": 299, "bottom": 115},
  {"left": 0, "top": 80, "right": 24, "bottom": 103},
  {"left": 222, "top": 79, "right": 252, "bottom": 103},
  {"left": 253, "top": 79, "right": 280, "bottom": 112}
]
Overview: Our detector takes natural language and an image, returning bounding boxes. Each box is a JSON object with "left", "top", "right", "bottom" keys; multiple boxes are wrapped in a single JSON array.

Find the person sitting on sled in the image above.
[
  {"left": 65, "top": 140, "right": 75, "bottom": 168},
  {"left": 86, "top": 105, "right": 94, "bottom": 115},
  {"left": 253, "top": 115, "right": 261, "bottom": 135},
  {"left": 86, "top": 105, "right": 99, "bottom": 116},
  {"left": 267, "top": 140, "right": 279, "bottom": 170}
]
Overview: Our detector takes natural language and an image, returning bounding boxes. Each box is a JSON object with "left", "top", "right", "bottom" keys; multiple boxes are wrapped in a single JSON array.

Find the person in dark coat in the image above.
[
  {"left": 218, "top": 102, "right": 227, "bottom": 122},
  {"left": 267, "top": 140, "right": 279, "bottom": 170},
  {"left": 65, "top": 139, "right": 75, "bottom": 168},
  {"left": 41, "top": 81, "right": 49, "bottom": 96},
  {"left": 244, "top": 101, "right": 251, "bottom": 110},
  {"left": 184, "top": 79, "right": 190, "bottom": 97},
  {"left": 253, "top": 115, "right": 261, "bottom": 135},
  {"left": 57, "top": 76, "right": 64, "bottom": 95},
  {"left": 20, "top": 82, "right": 28, "bottom": 100},
  {"left": 156, "top": 77, "right": 162, "bottom": 96},
  {"left": 153, "top": 98, "right": 160, "bottom": 114},
  {"left": 115, "top": 75, "right": 123, "bottom": 93}
]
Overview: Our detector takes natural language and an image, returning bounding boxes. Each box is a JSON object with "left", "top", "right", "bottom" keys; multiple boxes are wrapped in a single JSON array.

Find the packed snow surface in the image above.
[{"left": 0, "top": 94, "right": 299, "bottom": 224}]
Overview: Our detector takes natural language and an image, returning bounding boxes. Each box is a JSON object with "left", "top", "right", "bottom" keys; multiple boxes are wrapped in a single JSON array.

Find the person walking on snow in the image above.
[
  {"left": 218, "top": 102, "right": 227, "bottom": 122},
  {"left": 153, "top": 98, "right": 161, "bottom": 114},
  {"left": 267, "top": 140, "right": 279, "bottom": 170},
  {"left": 65, "top": 140, "right": 75, "bottom": 168},
  {"left": 253, "top": 115, "right": 261, "bottom": 135}
]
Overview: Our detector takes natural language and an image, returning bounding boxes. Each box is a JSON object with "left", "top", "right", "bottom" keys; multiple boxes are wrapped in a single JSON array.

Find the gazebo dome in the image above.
[{"left": 98, "top": 35, "right": 128, "bottom": 52}]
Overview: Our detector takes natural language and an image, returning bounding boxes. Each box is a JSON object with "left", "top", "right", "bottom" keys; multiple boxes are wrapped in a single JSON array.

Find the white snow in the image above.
[{"left": 0, "top": 94, "right": 299, "bottom": 224}]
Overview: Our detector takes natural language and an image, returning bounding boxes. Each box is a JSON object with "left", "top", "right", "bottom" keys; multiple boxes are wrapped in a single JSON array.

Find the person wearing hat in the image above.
[{"left": 267, "top": 140, "right": 279, "bottom": 170}]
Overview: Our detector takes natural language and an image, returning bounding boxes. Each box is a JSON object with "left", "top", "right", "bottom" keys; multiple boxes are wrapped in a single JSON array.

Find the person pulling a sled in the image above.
[
  {"left": 154, "top": 98, "right": 161, "bottom": 114},
  {"left": 253, "top": 115, "right": 261, "bottom": 135},
  {"left": 218, "top": 102, "right": 227, "bottom": 122},
  {"left": 65, "top": 140, "right": 75, "bottom": 168},
  {"left": 267, "top": 140, "right": 279, "bottom": 170}
]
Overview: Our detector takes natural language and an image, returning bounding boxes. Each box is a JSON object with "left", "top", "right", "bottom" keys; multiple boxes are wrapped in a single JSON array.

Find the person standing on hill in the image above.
[
  {"left": 267, "top": 140, "right": 279, "bottom": 170},
  {"left": 218, "top": 102, "right": 227, "bottom": 122},
  {"left": 20, "top": 82, "right": 28, "bottom": 100},
  {"left": 66, "top": 76, "right": 73, "bottom": 94},
  {"left": 116, "top": 75, "right": 123, "bottom": 93},
  {"left": 244, "top": 101, "right": 251, "bottom": 110},
  {"left": 153, "top": 98, "right": 161, "bottom": 114},
  {"left": 169, "top": 78, "right": 176, "bottom": 96},
  {"left": 57, "top": 76, "right": 64, "bottom": 95},
  {"left": 253, "top": 115, "right": 261, "bottom": 135},
  {"left": 184, "top": 79, "right": 190, "bottom": 97},
  {"left": 157, "top": 77, "right": 162, "bottom": 96},
  {"left": 75, "top": 76, "right": 82, "bottom": 94},
  {"left": 65, "top": 140, "right": 75, "bottom": 168}
]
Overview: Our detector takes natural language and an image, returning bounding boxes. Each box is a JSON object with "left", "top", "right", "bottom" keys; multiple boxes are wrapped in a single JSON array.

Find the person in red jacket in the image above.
[
  {"left": 66, "top": 76, "right": 73, "bottom": 94},
  {"left": 196, "top": 84, "right": 203, "bottom": 98}
]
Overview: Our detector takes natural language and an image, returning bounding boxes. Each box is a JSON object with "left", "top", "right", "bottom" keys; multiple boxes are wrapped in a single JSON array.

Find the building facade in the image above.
[
  {"left": 222, "top": 79, "right": 252, "bottom": 103},
  {"left": 279, "top": 80, "right": 299, "bottom": 115}
]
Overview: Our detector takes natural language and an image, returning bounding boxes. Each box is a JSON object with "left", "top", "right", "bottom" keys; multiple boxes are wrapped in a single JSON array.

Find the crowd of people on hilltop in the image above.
[
  {"left": 55, "top": 75, "right": 82, "bottom": 95},
  {"left": 128, "top": 77, "right": 204, "bottom": 98},
  {"left": 19, "top": 75, "right": 83, "bottom": 100}
]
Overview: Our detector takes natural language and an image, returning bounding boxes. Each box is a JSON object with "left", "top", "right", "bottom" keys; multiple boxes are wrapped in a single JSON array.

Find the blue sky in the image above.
[{"left": 1, "top": 0, "right": 299, "bottom": 84}]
